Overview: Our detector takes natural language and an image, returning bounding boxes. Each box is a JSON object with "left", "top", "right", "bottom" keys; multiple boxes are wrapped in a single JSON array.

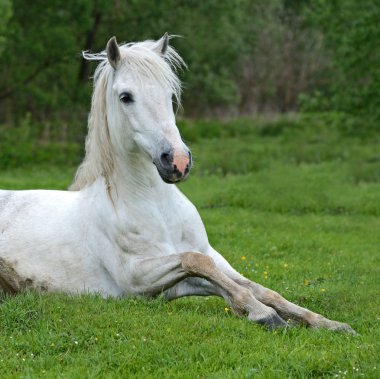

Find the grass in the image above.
[{"left": 0, "top": 115, "right": 379, "bottom": 378}]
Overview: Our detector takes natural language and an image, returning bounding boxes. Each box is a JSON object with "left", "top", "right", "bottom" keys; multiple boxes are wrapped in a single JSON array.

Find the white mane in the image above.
[{"left": 70, "top": 38, "right": 185, "bottom": 191}]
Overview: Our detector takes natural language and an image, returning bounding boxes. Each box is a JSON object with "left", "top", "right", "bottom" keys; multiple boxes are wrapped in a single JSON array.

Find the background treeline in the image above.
[{"left": 0, "top": 0, "right": 379, "bottom": 139}]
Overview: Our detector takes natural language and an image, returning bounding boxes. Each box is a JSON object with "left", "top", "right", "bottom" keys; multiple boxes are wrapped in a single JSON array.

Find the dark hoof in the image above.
[
  {"left": 331, "top": 322, "right": 358, "bottom": 336},
  {"left": 256, "top": 313, "right": 288, "bottom": 330}
]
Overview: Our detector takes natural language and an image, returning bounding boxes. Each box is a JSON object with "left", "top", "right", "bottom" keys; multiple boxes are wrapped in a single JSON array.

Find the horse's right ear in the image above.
[{"left": 106, "top": 36, "right": 121, "bottom": 70}]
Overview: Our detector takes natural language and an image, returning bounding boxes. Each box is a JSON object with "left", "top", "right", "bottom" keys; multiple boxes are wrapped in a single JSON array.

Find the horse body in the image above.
[
  {"left": 0, "top": 34, "right": 355, "bottom": 333},
  {"left": 0, "top": 173, "right": 208, "bottom": 297},
  {"left": 0, "top": 187, "right": 116, "bottom": 294}
]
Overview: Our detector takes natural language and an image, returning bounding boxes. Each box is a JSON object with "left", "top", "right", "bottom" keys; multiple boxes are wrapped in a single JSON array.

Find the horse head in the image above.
[{"left": 105, "top": 34, "right": 192, "bottom": 184}]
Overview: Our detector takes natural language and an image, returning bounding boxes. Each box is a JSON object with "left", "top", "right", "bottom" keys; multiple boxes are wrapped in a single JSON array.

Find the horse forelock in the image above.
[{"left": 70, "top": 38, "right": 185, "bottom": 192}]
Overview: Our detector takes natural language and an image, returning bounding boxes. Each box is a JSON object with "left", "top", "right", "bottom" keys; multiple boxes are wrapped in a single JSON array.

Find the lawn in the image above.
[{"left": 0, "top": 116, "right": 379, "bottom": 378}]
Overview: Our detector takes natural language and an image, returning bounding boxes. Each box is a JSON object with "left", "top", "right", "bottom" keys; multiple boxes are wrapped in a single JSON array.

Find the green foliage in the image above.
[
  {"left": 0, "top": 0, "right": 12, "bottom": 55},
  {"left": 0, "top": 0, "right": 379, "bottom": 133},
  {"left": 0, "top": 0, "right": 339, "bottom": 123},
  {"left": 1, "top": 112, "right": 378, "bottom": 173},
  {"left": 0, "top": 0, "right": 253, "bottom": 121},
  {"left": 0, "top": 116, "right": 80, "bottom": 169},
  {"left": 0, "top": 117, "right": 379, "bottom": 377},
  {"left": 302, "top": 0, "right": 380, "bottom": 122},
  {"left": 0, "top": 0, "right": 97, "bottom": 120}
]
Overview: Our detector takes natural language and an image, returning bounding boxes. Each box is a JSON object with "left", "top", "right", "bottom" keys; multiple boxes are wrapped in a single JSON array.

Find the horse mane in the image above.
[{"left": 69, "top": 37, "right": 185, "bottom": 191}]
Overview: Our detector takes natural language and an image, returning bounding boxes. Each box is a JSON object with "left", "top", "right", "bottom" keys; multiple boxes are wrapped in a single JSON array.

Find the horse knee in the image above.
[{"left": 181, "top": 252, "right": 215, "bottom": 276}]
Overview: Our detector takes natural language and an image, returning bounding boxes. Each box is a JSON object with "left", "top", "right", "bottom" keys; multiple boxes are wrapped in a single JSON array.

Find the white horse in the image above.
[{"left": 0, "top": 34, "right": 354, "bottom": 332}]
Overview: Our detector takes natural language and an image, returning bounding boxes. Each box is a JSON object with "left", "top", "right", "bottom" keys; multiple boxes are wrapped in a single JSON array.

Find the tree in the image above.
[
  {"left": 0, "top": 0, "right": 12, "bottom": 55},
  {"left": 303, "top": 0, "right": 380, "bottom": 122}
]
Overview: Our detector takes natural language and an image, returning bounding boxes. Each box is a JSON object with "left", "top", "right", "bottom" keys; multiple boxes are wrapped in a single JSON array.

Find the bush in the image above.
[{"left": 0, "top": 117, "right": 80, "bottom": 169}]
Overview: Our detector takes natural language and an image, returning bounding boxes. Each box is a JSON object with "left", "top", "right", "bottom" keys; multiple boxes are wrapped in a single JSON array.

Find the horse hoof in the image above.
[
  {"left": 256, "top": 313, "right": 288, "bottom": 330},
  {"left": 313, "top": 320, "right": 358, "bottom": 335},
  {"left": 335, "top": 322, "right": 358, "bottom": 336}
]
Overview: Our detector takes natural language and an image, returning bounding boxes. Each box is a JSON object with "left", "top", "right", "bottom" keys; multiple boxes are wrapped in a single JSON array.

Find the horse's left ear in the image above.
[
  {"left": 154, "top": 32, "right": 169, "bottom": 56},
  {"left": 106, "top": 36, "right": 121, "bottom": 70}
]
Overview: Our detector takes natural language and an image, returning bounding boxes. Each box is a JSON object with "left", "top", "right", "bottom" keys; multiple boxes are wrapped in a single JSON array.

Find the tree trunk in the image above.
[{"left": 78, "top": 10, "right": 102, "bottom": 83}]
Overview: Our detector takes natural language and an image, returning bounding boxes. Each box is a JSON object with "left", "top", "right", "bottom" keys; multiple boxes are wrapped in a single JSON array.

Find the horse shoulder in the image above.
[{"left": 170, "top": 187, "right": 209, "bottom": 253}]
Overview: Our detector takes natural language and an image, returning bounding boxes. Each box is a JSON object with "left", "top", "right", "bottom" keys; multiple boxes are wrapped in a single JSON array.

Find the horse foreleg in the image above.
[
  {"left": 131, "top": 252, "right": 287, "bottom": 329},
  {"left": 206, "top": 247, "right": 356, "bottom": 334},
  {"left": 238, "top": 279, "right": 356, "bottom": 333}
]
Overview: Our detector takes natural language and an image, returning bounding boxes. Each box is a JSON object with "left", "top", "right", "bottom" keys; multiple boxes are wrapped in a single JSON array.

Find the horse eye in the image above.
[{"left": 119, "top": 92, "right": 134, "bottom": 104}]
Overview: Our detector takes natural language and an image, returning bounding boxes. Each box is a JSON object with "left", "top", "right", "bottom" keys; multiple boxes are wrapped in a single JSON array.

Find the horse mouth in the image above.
[{"left": 153, "top": 162, "right": 191, "bottom": 184}]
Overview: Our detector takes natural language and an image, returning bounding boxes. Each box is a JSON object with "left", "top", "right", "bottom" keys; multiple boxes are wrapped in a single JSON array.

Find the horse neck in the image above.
[{"left": 110, "top": 151, "right": 169, "bottom": 202}]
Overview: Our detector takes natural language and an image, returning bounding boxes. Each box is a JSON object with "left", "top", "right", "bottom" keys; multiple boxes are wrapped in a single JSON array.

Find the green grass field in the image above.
[{"left": 0, "top": 116, "right": 379, "bottom": 378}]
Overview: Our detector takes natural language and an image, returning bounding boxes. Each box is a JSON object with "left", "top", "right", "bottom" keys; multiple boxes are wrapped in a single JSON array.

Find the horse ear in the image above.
[
  {"left": 154, "top": 32, "right": 169, "bottom": 56},
  {"left": 106, "top": 36, "right": 121, "bottom": 70}
]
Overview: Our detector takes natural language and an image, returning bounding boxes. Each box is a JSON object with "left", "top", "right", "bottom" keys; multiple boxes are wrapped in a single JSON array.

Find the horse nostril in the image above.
[{"left": 160, "top": 151, "right": 173, "bottom": 168}]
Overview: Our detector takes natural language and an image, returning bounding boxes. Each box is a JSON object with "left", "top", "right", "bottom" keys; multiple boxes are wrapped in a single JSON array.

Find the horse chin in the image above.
[
  {"left": 162, "top": 176, "right": 181, "bottom": 184},
  {"left": 156, "top": 167, "right": 189, "bottom": 184}
]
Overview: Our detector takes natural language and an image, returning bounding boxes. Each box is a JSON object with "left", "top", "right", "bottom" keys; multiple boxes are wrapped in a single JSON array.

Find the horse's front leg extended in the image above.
[
  {"left": 206, "top": 247, "right": 356, "bottom": 334},
  {"left": 238, "top": 279, "right": 356, "bottom": 333},
  {"left": 130, "top": 252, "right": 287, "bottom": 329}
]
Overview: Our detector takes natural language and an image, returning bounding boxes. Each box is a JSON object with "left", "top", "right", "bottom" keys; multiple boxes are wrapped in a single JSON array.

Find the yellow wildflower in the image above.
[{"left": 241, "top": 256, "right": 246, "bottom": 261}]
